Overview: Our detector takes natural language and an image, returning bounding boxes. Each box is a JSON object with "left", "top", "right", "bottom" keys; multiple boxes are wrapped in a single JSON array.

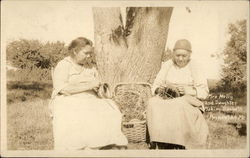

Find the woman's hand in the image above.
[
  {"left": 89, "top": 80, "right": 101, "bottom": 89},
  {"left": 60, "top": 90, "right": 71, "bottom": 96},
  {"left": 177, "top": 85, "right": 196, "bottom": 96},
  {"left": 176, "top": 86, "right": 185, "bottom": 95}
]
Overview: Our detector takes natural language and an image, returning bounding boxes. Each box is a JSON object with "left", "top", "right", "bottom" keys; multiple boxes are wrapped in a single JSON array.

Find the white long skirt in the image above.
[
  {"left": 147, "top": 96, "right": 209, "bottom": 148},
  {"left": 51, "top": 92, "right": 128, "bottom": 150}
]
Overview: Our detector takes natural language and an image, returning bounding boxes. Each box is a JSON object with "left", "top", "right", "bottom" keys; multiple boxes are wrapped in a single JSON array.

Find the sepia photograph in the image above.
[{"left": 1, "top": 0, "right": 249, "bottom": 157}]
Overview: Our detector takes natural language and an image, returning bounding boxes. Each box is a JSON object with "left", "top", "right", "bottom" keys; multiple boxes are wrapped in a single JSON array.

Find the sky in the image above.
[{"left": 1, "top": 1, "right": 249, "bottom": 79}]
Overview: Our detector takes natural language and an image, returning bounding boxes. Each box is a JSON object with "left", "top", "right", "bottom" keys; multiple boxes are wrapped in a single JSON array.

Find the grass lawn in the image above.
[
  {"left": 7, "top": 99, "right": 53, "bottom": 150},
  {"left": 7, "top": 97, "right": 247, "bottom": 150}
]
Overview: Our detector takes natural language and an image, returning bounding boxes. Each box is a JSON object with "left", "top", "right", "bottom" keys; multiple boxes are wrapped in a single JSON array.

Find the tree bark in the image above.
[{"left": 93, "top": 7, "right": 173, "bottom": 91}]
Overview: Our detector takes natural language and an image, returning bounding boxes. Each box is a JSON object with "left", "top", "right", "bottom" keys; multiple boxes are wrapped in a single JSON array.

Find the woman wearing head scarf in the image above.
[
  {"left": 147, "top": 39, "right": 209, "bottom": 149},
  {"left": 50, "top": 37, "right": 128, "bottom": 150}
]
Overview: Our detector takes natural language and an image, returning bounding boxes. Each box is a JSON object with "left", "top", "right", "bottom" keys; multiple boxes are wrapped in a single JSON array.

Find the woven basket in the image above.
[
  {"left": 122, "top": 119, "right": 147, "bottom": 143},
  {"left": 113, "top": 82, "right": 152, "bottom": 143}
]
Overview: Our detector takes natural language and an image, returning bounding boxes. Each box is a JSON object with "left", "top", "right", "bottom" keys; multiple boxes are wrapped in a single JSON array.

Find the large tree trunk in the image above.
[{"left": 93, "top": 7, "right": 173, "bottom": 91}]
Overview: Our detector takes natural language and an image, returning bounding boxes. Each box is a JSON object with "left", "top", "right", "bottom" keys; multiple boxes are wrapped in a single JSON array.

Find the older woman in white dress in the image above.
[
  {"left": 147, "top": 39, "right": 209, "bottom": 149},
  {"left": 50, "top": 37, "right": 128, "bottom": 150}
]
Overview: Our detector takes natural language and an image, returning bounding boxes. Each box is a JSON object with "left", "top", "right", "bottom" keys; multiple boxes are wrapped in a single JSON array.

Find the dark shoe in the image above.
[
  {"left": 100, "top": 144, "right": 127, "bottom": 150},
  {"left": 173, "top": 144, "right": 186, "bottom": 150},
  {"left": 155, "top": 142, "right": 186, "bottom": 150},
  {"left": 166, "top": 143, "right": 186, "bottom": 150},
  {"left": 149, "top": 142, "right": 158, "bottom": 149}
]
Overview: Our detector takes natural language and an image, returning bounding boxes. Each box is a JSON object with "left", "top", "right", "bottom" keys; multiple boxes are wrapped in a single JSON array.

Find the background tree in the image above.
[
  {"left": 6, "top": 39, "right": 68, "bottom": 82},
  {"left": 218, "top": 19, "right": 247, "bottom": 97},
  {"left": 93, "top": 7, "right": 173, "bottom": 90},
  {"left": 6, "top": 39, "right": 43, "bottom": 69},
  {"left": 7, "top": 39, "right": 68, "bottom": 70}
]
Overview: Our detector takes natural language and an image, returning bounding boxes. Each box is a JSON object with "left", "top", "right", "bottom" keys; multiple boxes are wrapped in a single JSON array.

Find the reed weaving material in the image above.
[
  {"left": 155, "top": 85, "right": 181, "bottom": 99},
  {"left": 96, "top": 83, "right": 112, "bottom": 99},
  {"left": 113, "top": 83, "right": 152, "bottom": 143}
]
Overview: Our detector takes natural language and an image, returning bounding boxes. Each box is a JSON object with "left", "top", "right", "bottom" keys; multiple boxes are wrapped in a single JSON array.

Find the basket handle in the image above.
[{"left": 113, "top": 82, "right": 152, "bottom": 96}]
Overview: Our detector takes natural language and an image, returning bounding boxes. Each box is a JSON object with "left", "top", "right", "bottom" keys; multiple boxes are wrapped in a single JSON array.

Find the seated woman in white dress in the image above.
[
  {"left": 147, "top": 39, "right": 209, "bottom": 149},
  {"left": 50, "top": 37, "right": 128, "bottom": 150}
]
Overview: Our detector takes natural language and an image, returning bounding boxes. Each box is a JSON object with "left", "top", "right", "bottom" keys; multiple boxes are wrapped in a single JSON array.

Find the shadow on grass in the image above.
[
  {"left": 7, "top": 81, "right": 53, "bottom": 104},
  {"left": 227, "top": 122, "right": 247, "bottom": 136}
]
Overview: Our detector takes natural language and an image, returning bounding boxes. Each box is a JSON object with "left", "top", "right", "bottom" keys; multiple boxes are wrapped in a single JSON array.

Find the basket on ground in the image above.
[{"left": 113, "top": 82, "right": 152, "bottom": 143}]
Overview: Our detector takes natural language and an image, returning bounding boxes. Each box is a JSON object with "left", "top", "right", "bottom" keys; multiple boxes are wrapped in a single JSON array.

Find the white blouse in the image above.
[
  {"left": 166, "top": 64, "right": 193, "bottom": 85},
  {"left": 51, "top": 56, "right": 99, "bottom": 99},
  {"left": 152, "top": 59, "right": 209, "bottom": 99}
]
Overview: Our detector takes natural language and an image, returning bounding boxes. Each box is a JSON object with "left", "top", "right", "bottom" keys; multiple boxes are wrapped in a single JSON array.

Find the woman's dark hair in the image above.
[
  {"left": 68, "top": 37, "right": 96, "bottom": 68},
  {"left": 68, "top": 37, "right": 93, "bottom": 57}
]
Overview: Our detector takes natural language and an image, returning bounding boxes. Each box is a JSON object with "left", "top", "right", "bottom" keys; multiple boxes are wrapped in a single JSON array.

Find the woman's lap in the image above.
[
  {"left": 52, "top": 94, "right": 127, "bottom": 150},
  {"left": 147, "top": 96, "right": 209, "bottom": 148}
]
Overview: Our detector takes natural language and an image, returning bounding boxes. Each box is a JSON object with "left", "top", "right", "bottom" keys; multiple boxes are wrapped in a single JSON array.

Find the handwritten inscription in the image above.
[
  {"left": 204, "top": 93, "right": 246, "bottom": 122},
  {"left": 207, "top": 93, "right": 234, "bottom": 100},
  {"left": 205, "top": 106, "right": 243, "bottom": 112},
  {"left": 204, "top": 93, "right": 237, "bottom": 107},
  {"left": 204, "top": 100, "right": 237, "bottom": 106},
  {"left": 207, "top": 114, "right": 246, "bottom": 121}
]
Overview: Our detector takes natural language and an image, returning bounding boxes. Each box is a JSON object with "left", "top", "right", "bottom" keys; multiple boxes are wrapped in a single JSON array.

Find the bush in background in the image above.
[
  {"left": 217, "top": 20, "right": 247, "bottom": 97},
  {"left": 161, "top": 47, "right": 173, "bottom": 62},
  {"left": 7, "top": 39, "right": 68, "bottom": 71}
]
